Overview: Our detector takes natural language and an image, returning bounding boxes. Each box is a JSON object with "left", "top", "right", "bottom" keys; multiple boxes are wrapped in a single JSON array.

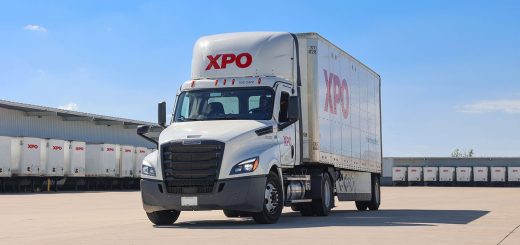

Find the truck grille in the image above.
[{"left": 161, "top": 141, "right": 224, "bottom": 194}]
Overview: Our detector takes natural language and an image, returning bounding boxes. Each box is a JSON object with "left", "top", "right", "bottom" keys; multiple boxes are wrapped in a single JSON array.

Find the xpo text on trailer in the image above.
[{"left": 138, "top": 32, "right": 382, "bottom": 224}]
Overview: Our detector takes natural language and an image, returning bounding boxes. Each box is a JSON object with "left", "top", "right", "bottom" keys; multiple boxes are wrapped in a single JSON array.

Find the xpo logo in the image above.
[
  {"left": 125, "top": 149, "right": 132, "bottom": 153},
  {"left": 106, "top": 148, "right": 115, "bottom": 152},
  {"left": 27, "top": 144, "right": 39, "bottom": 149},
  {"left": 206, "top": 53, "right": 253, "bottom": 70},
  {"left": 75, "top": 147, "right": 84, "bottom": 151},
  {"left": 52, "top": 146, "right": 63, "bottom": 150},
  {"left": 323, "top": 69, "right": 350, "bottom": 119}
]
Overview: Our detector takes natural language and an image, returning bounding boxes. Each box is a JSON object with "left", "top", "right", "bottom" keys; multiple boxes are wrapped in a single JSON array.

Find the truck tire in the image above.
[
  {"left": 355, "top": 201, "right": 369, "bottom": 211},
  {"left": 368, "top": 174, "right": 381, "bottom": 210},
  {"left": 311, "top": 172, "right": 334, "bottom": 216},
  {"left": 223, "top": 210, "right": 250, "bottom": 218},
  {"left": 252, "top": 171, "right": 283, "bottom": 224},
  {"left": 298, "top": 203, "right": 314, "bottom": 216},
  {"left": 146, "top": 210, "right": 181, "bottom": 225}
]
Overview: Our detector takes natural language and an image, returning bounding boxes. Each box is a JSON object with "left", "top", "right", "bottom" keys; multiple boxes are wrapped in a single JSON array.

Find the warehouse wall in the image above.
[{"left": 0, "top": 107, "right": 155, "bottom": 148}]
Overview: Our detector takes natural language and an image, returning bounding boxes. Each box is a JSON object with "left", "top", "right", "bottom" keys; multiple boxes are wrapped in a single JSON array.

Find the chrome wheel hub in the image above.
[{"left": 264, "top": 183, "right": 279, "bottom": 213}]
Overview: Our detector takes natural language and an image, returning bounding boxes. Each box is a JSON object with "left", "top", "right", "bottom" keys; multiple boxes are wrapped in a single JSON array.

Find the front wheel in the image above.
[
  {"left": 146, "top": 210, "right": 181, "bottom": 225},
  {"left": 252, "top": 171, "right": 283, "bottom": 224}
]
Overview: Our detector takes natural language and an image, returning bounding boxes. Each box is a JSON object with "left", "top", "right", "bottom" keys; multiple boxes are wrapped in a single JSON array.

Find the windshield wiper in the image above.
[{"left": 215, "top": 116, "right": 239, "bottom": 120}]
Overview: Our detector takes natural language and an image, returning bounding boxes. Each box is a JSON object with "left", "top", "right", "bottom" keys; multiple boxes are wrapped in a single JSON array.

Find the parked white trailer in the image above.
[
  {"left": 44, "top": 139, "right": 68, "bottom": 177},
  {"left": 119, "top": 145, "right": 136, "bottom": 178},
  {"left": 65, "top": 141, "right": 86, "bottom": 177},
  {"left": 134, "top": 147, "right": 151, "bottom": 178},
  {"left": 85, "top": 144, "right": 119, "bottom": 177},
  {"left": 0, "top": 136, "right": 21, "bottom": 177},
  {"left": 392, "top": 167, "right": 407, "bottom": 182},
  {"left": 473, "top": 167, "right": 489, "bottom": 182},
  {"left": 456, "top": 167, "right": 472, "bottom": 182},
  {"left": 491, "top": 167, "right": 506, "bottom": 182},
  {"left": 508, "top": 167, "right": 520, "bottom": 182},
  {"left": 439, "top": 167, "right": 455, "bottom": 182},
  {"left": 138, "top": 32, "right": 382, "bottom": 224},
  {"left": 13, "top": 137, "right": 46, "bottom": 176},
  {"left": 407, "top": 167, "right": 422, "bottom": 182},
  {"left": 423, "top": 167, "right": 438, "bottom": 182}
]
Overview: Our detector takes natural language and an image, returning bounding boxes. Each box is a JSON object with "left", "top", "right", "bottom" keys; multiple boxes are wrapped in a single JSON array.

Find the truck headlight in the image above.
[
  {"left": 230, "top": 157, "right": 259, "bottom": 175},
  {"left": 142, "top": 164, "right": 156, "bottom": 177}
]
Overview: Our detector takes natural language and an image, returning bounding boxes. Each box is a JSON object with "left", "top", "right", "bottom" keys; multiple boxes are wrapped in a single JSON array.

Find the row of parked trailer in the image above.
[
  {"left": 0, "top": 136, "right": 153, "bottom": 192},
  {"left": 392, "top": 166, "right": 520, "bottom": 185}
]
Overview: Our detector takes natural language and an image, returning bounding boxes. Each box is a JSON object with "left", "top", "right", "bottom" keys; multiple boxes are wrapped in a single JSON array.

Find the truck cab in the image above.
[{"left": 138, "top": 32, "right": 382, "bottom": 225}]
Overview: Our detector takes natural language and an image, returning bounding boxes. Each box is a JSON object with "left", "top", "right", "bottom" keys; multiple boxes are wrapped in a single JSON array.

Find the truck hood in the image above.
[{"left": 159, "top": 120, "right": 269, "bottom": 144}]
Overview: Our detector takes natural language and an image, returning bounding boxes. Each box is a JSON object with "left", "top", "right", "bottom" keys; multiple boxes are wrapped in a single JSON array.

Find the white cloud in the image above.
[
  {"left": 23, "top": 24, "right": 47, "bottom": 32},
  {"left": 59, "top": 103, "right": 79, "bottom": 111},
  {"left": 456, "top": 99, "right": 520, "bottom": 114}
]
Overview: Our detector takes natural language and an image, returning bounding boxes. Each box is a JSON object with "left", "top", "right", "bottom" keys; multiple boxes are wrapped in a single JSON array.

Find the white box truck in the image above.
[
  {"left": 13, "top": 137, "right": 46, "bottom": 176},
  {"left": 392, "top": 167, "right": 407, "bottom": 182},
  {"left": 491, "top": 167, "right": 506, "bottom": 182},
  {"left": 439, "top": 167, "right": 455, "bottom": 182},
  {"left": 508, "top": 167, "right": 520, "bottom": 182},
  {"left": 407, "top": 167, "right": 422, "bottom": 182},
  {"left": 456, "top": 167, "right": 472, "bottom": 182},
  {"left": 44, "top": 139, "right": 67, "bottom": 177},
  {"left": 0, "top": 136, "right": 21, "bottom": 177},
  {"left": 86, "top": 144, "right": 119, "bottom": 177},
  {"left": 137, "top": 32, "right": 382, "bottom": 224},
  {"left": 473, "top": 167, "right": 489, "bottom": 182},
  {"left": 119, "top": 145, "right": 136, "bottom": 178},
  {"left": 423, "top": 167, "right": 438, "bottom": 182},
  {"left": 65, "top": 141, "right": 86, "bottom": 177}
]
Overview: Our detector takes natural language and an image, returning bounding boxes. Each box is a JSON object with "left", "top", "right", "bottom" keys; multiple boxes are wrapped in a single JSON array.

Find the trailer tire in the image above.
[
  {"left": 311, "top": 172, "right": 334, "bottom": 216},
  {"left": 252, "top": 171, "right": 283, "bottom": 224},
  {"left": 368, "top": 174, "right": 381, "bottom": 211},
  {"left": 355, "top": 201, "right": 368, "bottom": 211},
  {"left": 146, "top": 210, "right": 181, "bottom": 225}
]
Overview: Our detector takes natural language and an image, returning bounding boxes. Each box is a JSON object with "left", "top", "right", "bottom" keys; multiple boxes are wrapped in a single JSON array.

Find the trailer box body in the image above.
[
  {"left": 407, "top": 167, "right": 422, "bottom": 182},
  {"left": 392, "top": 167, "right": 407, "bottom": 182},
  {"left": 44, "top": 139, "right": 68, "bottom": 177},
  {"left": 491, "top": 167, "right": 506, "bottom": 182},
  {"left": 423, "top": 167, "right": 438, "bottom": 182},
  {"left": 13, "top": 137, "right": 46, "bottom": 176},
  {"left": 119, "top": 145, "right": 136, "bottom": 177},
  {"left": 456, "top": 167, "right": 472, "bottom": 182},
  {"left": 134, "top": 147, "right": 150, "bottom": 178},
  {"left": 439, "top": 167, "right": 455, "bottom": 182},
  {"left": 85, "top": 144, "right": 119, "bottom": 177},
  {"left": 473, "top": 167, "right": 489, "bottom": 182},
  {"left": 508, "top": 167, "right": 520, "bottom": 182},
  {"left": 0, "top": 136, "right": 21, "bottom": 177},
  {"left": 65, "top": 141, "right": 86, "bottom": 177}
]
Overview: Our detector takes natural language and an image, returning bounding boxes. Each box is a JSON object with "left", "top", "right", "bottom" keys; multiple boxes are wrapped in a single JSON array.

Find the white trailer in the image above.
[
  {"left": 0, "top": 136, "right": 21, "bottom": 177},
  {"left": 44, "top": 139, "right": 67, "bottom": 177},
  {"left": 119, "top": 145, "right": 136, "bottom": 178},
  {"left": 456, "top": 167, "right": 472, "bottom": 182},
  {"left": 423, "top": 167, "right": 438, "bottom": 182},
  {"left": 86, "top": 144, "right": 119, "bottom": 177},
  {"left": 134, "top": 147, "right": 150, "bottom": 178},
  {"left": 473, "top": 167, "right": 489, "bottom": 182},
  {"left": 407, "top": 167, "right": 422, "bottom": 182},
  {"left": 508, "top": 167, "right": 520, "bottom": 182},
  {"left": 439, "top": 167, "right": 455, "bottom": 182},
  {"left": 491, "top": 167, "right": 506, "bottom": 182},
  {"left": 13, "top": 137, "right": 46, "bottom": 176},
  {"left": 138, "top": 32, "right": 382, "bottom": 224},
  {"left": 65, "top": 141, "right": 86, "bottom": 177},
  {"left": 392, "top": 167, "right": 407, "bottom": 182}
]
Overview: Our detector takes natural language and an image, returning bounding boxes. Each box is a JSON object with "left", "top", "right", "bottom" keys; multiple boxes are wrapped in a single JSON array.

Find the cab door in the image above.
[{"left": 275, "top": 85, "right": 297, "bottom": 167}]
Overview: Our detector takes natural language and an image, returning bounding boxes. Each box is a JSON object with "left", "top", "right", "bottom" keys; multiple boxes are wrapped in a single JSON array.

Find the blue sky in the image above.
[{"left": 1, "top": 1, "right": 519, "bottom": 157}]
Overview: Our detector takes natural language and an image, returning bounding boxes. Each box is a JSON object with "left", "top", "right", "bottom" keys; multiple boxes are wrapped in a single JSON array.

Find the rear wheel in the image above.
[
  {"left": 252, "top": 171, "right": 283, "bottom": 224},
  {"left": 311, "top": 172, "right": 334, "bottom": 216},
  {"left": 146, "top": 210, "right": 181, "bottom": 225},
  {"left": 368, "top": 175, "right": 381, "bottom": 210}
]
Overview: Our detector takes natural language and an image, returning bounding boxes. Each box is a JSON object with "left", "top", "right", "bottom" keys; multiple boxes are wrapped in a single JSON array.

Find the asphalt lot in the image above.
[{"left": 0, "top": 187, "right": 519, "bottom": 245}]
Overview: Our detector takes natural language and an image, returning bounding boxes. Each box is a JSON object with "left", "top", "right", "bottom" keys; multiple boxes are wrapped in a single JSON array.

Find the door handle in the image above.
[{"left": 291, "top": 145, "right": 294, "bottom": 158}]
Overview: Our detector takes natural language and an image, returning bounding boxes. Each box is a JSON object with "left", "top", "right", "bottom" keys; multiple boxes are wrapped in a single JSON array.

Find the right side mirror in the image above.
[{"left": 287, "top": 96, "right": 299, "bottom": 121}]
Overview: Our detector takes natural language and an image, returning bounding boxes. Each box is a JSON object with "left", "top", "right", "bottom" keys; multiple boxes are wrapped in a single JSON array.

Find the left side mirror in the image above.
[
  {"left": 287, "top": 96, "right": 299, "bottom": 121},
  {"left": 158, "top": 101, "right": 166, "bottom": 127}
]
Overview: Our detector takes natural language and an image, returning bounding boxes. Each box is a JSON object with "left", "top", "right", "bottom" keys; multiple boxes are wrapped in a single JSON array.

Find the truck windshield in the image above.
[{"left": 174, "top": 88, "right": 274, "bottom": 122}]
